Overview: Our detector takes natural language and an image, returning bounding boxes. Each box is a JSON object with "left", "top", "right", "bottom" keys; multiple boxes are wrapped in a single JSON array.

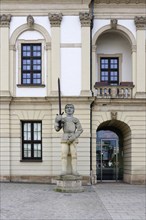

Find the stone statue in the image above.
[{"left": 54, "top": 104, "right": 83, "bottom": 176}]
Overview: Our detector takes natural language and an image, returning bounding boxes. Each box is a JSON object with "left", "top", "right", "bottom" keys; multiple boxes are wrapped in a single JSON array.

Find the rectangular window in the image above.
[
  {"left": 100, "top": 57, "right": 119, "bottom": 85},
  {"left": 21, "top": 44, "right": 42, "bottom": 85},
  {"left": 22, "top": 121, "right": 42, "bottom": 161}
]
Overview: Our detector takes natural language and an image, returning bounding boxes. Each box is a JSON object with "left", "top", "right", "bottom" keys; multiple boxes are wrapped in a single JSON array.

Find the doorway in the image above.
[{"left": 96, "top": 130, "right": 123, "bottom": 182}]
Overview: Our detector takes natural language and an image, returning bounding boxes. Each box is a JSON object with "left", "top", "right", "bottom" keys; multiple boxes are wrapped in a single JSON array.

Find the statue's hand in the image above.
[
  {"left": 55, "top": 115, "right": 62, "bottom": 122},
  {"left": 68, "top": 134, "right": 76, "bottom": 143}
]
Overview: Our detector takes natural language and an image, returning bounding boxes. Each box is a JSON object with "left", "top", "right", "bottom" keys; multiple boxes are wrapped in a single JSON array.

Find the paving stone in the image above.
[{"left": 0, "top": 183, "right": 145, "bottom": 220}]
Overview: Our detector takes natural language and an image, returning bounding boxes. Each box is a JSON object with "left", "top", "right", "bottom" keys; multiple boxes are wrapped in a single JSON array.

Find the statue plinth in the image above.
[{"left": 55, "top": 175, "right": 84, "bottom": 193}]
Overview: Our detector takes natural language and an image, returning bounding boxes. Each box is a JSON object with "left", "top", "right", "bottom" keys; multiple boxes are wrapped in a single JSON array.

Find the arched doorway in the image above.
[
  {"left": 96, "top": 129, "right": 123, "bottom": 182},
  {"left": 96, "top": 120, "right": 131, "bottom": 183}
]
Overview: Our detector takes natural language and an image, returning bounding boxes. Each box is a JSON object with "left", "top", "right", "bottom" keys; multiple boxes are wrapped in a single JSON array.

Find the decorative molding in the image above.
[
  {"left": 60, "top": 43, "right": 82, "bottom": 48},
  {"left": 27, "top": 15, "right": 34, "bottom": 28},
  {"left": 134, "top": 16, "right": 146, "bottom": 30},
  {"left": 111, "top": 111, "right": 117, "bottom": 120},
  {"left": 10, "top": 44, "right": 16, "bottom": 51},
  {"left": 48, "top": 13, "right": 62, "bottom": 27},
  {"left": 94, "top": 0, "right": 145, "bottom": 4},
  {"left": 0, "top": 14, "right": 11, "bottom": 27},
  {"left": 131, "top": 45, "right": 137, "bottom": 52},
  {"left": 79, "top": 12, "right": 92, "bottom": 27},
  {"left": 110, "top": 19, "right": 118, "bottom": 29}
]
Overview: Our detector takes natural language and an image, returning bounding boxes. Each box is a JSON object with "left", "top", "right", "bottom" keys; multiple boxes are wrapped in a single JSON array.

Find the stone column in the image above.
[
  {"left": 0, "top": 14, "right": 11, "bottom": 97},
  {"left": 0, "top": 14, "right": 12, "bottom": 181},
  {"left": 48, "top": 13, "right": 62, "bottom": 95},
  {"left": 134, "top": 16, "right": 146, "bottom": 98},
  {"left": 79, "top": 12, "right": 92, "bottom": 96},
  {"left": 131, "top": 45, "right": 137, "bottom": 97}
]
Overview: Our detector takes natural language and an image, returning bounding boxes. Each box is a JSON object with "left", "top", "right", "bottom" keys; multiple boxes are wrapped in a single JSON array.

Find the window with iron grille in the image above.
[
  {"left": 22, "top": 121, "right": 42, "bottom": 161},
  {"left": 100, "top": 57, "right": 119, "bottom": 85},
  {"left": 21, "top": 44, "right": 42, "bottom": 85}
]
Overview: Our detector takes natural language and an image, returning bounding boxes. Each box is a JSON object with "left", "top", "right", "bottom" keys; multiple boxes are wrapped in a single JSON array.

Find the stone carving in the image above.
[
  {"left": 48, "top": 13, "right": 62, "bottom": 27},
  {"left": 27, "top": 15, "right": 34, "bottom": 28},
  {"left": 79, "top": 12, "right": 92, "bottom": 27},
  {"left": 111, "top": 111, "right": 117, "bottom": 120},
  {"left": 0, "top": 14, "right": 11, "bottom": 26},
  {"left": 54, "top": 104, "right": 83, "bottom": 176},
  {"left": 111, "top": 19, "right": 118, "bottom": 29},
  {"left": 134, "top": 16, "right": 146, "bottom": 29}
]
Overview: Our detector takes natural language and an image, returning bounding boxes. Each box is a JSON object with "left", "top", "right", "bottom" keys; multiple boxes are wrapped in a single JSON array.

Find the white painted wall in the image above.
[
  {"left": 97, "top": 32, "right": 132, "bottom": 82},
  {"left": 92, "top": 19, "right": 136, "bottom": 39},
  {"left": 61, "top": 16, "right": 81, "bottom": 43},
  {"left": 118, "top": 20, "right": 136, "bottom": 39},
  {"left": 61, "top": 48, "right": 81, "bottom": 96},
  {"left": 92, "top": 19, "right": 110, "bottom": 36},
  {"left": 10, "top": 16, "right": 51, "bottom": 37}
]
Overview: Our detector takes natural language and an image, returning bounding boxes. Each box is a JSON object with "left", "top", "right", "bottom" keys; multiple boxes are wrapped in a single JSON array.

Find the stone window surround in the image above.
[{"left": 10, "top": 22, "right": 51, "bottom": 96}]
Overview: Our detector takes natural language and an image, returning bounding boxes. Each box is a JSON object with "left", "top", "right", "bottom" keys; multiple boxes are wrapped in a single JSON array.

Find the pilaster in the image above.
[
  {"left": 79, "top": 12, "right": 92, "bottom": 96},
  {"left": 0, "top": 14, "right": 11, "bottom": 97},
  {"left": 48, "top": 13, "right": 62, "bottom": 95},
  {"left": 134, "top": 16, "right": 146, "bottom": 98}
]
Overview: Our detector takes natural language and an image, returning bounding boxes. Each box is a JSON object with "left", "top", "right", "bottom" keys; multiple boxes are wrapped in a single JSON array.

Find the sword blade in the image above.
[{"left": 58, "top": 78, "right": 61, "bottom": 115}]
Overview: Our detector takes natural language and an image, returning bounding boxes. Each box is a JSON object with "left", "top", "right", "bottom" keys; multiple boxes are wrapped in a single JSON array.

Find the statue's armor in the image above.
[{"left": 61, "top": 116, "right": 82, "bottom": 143}]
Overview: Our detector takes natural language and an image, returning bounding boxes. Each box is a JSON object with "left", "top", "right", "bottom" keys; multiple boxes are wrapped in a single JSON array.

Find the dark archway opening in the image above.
[{"left": 96, "top": 124, "right": 124, "bottom": 182}]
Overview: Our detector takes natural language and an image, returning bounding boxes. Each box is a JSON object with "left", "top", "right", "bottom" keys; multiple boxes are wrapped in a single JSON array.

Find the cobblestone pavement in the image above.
[{"left": 0, "top": 182, "right": 145, "bottom": 220}]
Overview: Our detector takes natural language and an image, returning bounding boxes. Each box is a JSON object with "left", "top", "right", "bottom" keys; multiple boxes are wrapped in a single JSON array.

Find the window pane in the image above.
[
  {"left": 33, "top": 52, "right": 41, "bottom": 57},
  {"left": 24, "top": 144, "right": 31, "bottom": 158},
  {"left": 34, "top": 144, "right": 41, "bottom": 158},
  {"left": 34, "top": 123, "right": 41, "bottom": 140}
]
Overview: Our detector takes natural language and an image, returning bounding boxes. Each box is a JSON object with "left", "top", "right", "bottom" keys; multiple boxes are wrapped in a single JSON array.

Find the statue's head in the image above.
[{"left": 65, "top": 104, "right": 75, "bottom": 115}]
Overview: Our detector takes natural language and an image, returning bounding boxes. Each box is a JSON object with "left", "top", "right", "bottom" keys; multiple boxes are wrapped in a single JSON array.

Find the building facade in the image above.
[{"left": 0, "top": 0, "right": 146, "bottom": 184}]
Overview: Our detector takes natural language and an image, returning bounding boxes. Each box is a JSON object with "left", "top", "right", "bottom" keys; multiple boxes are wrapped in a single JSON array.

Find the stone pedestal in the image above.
[{"left": 55, "top": 175, "right": 84, "bottom": 193}]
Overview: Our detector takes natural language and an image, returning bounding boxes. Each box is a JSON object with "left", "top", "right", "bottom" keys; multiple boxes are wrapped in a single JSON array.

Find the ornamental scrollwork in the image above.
[
  {"left": 27, "top": 15, "right": 34, "bottom": 28},
  {"left": 0, "top": 14, "right": 11, "bottom": 27},
  {"left": 79, "top": 12, "right": 92, "bottom": 27},
  {"left": 48, "top": 13, "right": 63, "bottom": 27},
  {"left": 134, "top": 16, "right": 146, "bottom": 30}
]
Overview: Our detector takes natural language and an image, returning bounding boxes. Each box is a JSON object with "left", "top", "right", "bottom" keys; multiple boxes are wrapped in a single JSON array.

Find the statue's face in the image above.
[{"left": 65, "top": 104, "right": 74, "bottom": 115}]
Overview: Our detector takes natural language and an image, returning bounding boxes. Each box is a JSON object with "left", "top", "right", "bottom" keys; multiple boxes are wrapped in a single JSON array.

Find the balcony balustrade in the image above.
[{"left": 94, "top": 82, "right": 134, "bottom": 99}]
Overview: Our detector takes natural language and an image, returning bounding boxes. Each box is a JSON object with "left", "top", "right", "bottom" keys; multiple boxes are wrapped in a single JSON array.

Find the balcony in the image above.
[{"left": 94, "top": 82, "right": 134, "bottom": 99}]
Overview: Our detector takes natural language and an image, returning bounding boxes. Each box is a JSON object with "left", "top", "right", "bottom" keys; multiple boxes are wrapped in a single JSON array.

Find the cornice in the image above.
[
  {"left": 48, "top": 13, "right": 63, "bottom": 27},
  {"left": 134, "top": 16, "right": 146, "bottom": 30},
  {"left": 0, "top": 14, "right": 11, "bottom": 27},
  {"left": 94, "top": 0, "right": 145, "bottom": 4}
]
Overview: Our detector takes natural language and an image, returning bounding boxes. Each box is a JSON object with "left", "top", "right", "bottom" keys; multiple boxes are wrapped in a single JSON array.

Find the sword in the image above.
[{"left": 58, "top": 78, "right": 64, "bottom": 128}]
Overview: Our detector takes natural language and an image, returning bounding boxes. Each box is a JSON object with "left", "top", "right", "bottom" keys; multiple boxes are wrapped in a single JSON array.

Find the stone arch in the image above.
[
  {"left": 92, "top": 24, "right": 136, "bottom": 47},
  {"left": 10, "top": 23, "right": 51, "bottom": 45}
]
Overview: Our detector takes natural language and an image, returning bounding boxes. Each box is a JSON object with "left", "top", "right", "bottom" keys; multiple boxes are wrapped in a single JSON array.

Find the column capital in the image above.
[
  {"left": 48, "top": 13, "right": 62, "bottom": 27},
  {"left": 79, "top": 12, "right": 92, "bottom": 27},
  {"left": 0, "top": 14, "right": 11, "bottom": 27},
  {"left": 134, "top": 16, "right": 146, "bottom": 30}
]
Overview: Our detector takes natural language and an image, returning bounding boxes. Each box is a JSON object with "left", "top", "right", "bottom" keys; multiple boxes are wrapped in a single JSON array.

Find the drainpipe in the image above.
[{"left": 90, "top": 0, "right": 94, "bottom": 184}]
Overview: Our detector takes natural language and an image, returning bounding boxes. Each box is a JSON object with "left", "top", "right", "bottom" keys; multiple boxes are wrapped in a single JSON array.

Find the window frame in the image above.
[
  {"left": 21, "top": 121, "right": 42, "bottom": 161},
  {"left": 97, "top": 54, "right": 122, "bottom": 85},
  {"left": 21, "top": 43, "right": 42, "bottom": 85},
  {"left": 17, "top": 40, "right": 45, "bottom": 87}
]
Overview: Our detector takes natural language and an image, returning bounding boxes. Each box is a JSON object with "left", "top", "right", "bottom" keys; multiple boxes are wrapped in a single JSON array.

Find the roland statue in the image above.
[{"left": 54, "top": 104, "right": 83, "bottom": 176}]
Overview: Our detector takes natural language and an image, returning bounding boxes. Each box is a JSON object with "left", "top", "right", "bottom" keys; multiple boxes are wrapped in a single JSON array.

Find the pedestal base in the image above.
[{"left": 55, "top": 175, "right": 84, "bottom": 193}]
